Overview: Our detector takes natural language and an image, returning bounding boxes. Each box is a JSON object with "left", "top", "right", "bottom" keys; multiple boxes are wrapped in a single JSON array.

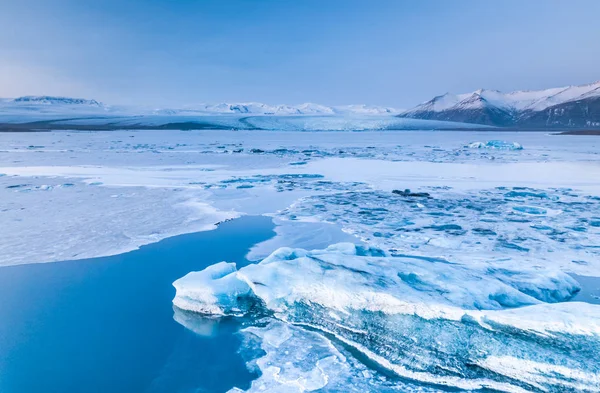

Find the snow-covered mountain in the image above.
[
  {"left": 11, "top": 96, "right": 103, "bottom": 106},
  {"left": 0, "top": 96, "right": 109, "bottom": 118},
  {"left": 0, "top": 96, "right": 402, "bottom": 117},
  {"left": 3, "top": 85, "right": 599, "bottom": 129},
  {"left": 0, "top": 96, "right": 418, "bottom": 130},
  {"left": 399, "top": 81, "right": 600, "bottom": 128}
]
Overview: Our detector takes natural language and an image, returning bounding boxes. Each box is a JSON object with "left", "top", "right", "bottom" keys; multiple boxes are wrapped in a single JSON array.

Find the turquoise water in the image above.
[{"left": 0, "top": 216, "right": 274, "bottom": 393}]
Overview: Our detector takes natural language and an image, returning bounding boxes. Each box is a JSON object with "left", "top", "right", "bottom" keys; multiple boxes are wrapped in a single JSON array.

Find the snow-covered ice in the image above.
[
  {"left": 2, "top": 128, "right": 600, "bottom": 391},
  {"left": 467, "top": 140, "right": 523, "bottom": 150},
  {"left": 173, "top": 243, "right": 599, "bottom": 392},
  {"left": 2, "top": 130, "right": 599, "bottom": 266}
]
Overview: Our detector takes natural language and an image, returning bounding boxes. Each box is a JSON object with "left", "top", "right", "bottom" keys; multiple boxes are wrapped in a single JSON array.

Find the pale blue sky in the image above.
[{"left": 1, "top": 0, "right": 599, "bottom": 107}]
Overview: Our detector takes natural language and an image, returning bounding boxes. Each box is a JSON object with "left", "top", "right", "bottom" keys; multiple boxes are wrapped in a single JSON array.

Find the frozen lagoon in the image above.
[{"left": 1, "top": 129, "right": 600, "bottom": 392}]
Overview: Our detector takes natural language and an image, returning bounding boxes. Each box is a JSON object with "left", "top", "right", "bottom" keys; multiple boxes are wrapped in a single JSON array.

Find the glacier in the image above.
[{"left": 0, "top": 94, "right": 497, "bottom": 131}]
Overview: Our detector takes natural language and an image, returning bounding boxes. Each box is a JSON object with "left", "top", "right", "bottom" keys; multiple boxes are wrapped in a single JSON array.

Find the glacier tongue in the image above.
[{"left": 172, "top": 243, "right": 599, "bottom": 392}]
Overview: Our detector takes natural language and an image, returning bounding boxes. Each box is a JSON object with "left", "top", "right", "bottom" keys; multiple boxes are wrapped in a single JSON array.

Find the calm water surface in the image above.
[
  {"left": 571, "top": 274, "right": 600, "bottom": 305},
  {"left": 0, "top": 216, "right": 274, "bottom": 393}
]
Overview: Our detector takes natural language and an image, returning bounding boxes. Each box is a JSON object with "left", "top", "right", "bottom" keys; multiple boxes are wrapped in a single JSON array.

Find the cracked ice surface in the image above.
[
  {"left": 2, "top": 128, "right": 600, "bottom": 391},
  {"left": 1, "top": 129, "right": 600, "bottom": 268},
  {"left": 276, "top": 186, "right": 600, "bottom": 276}
]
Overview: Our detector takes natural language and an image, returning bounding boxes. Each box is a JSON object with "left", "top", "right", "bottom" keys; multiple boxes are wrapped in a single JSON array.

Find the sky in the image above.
[{"left": 1, "top": 0, "right": 599, "bottom": 108}]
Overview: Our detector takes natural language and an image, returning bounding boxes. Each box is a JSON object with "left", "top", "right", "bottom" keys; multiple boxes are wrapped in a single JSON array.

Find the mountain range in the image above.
[
  {"left": 398, "top": 81, "right": 600, "bottom": 128},
  {"left": 0, "top": 96, "right": 401, "bottom": 117},
  {"left": 3, "top": 81, "right": 600, "bottom": 129}
]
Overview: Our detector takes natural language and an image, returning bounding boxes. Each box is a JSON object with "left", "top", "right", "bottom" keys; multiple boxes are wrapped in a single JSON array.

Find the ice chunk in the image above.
[
  {"left": 467, "top": 140, "right": 523, "bottom": 150},
  {"left": 173, "top": 244, "right": 598, "bottom": 392},
  {"left": 173, "top": 243, "right": 580, "bottom": 318},
  {"left": 173, "top": 262, "right": 254, "bottom": 315},
  {"left": 512, "top": 205, "right": 547, "bottom": 215}
]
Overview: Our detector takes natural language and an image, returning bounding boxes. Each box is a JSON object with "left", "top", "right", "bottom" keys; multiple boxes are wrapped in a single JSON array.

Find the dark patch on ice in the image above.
[
  {"left": 496, "top": 240, "right": 530, "bottom": 252},
  {"left": 505, "top": 190, "right": 549, "bottom": 199},
  {"left": 513, "top": 206, "right": 547, "bottom": 215},
  {"left": 392, "top": 189, "right": 431, "bottom": 198},
  {"left": 426, "top": 224, "right": 463, "bottom": 231},
  {"left": 472, "top": 228, "right": 497, "bottom": 236},
  {"left": 427, "top": 211, "right": 453, "bottom": 217}
]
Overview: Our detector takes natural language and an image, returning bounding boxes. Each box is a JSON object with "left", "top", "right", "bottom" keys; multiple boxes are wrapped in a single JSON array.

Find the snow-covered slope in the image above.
[
  {"left": 400, "top": 81, "right": 600, "bottom": 128},
  {"left": 2, "top": 96, "right": 106, "bottom": 111},
  {"left": 10, "top": 96, "right": 103, "bottom": 107},
  {"left": 0, "top": 96, "right": 110, "bottom": 120}
]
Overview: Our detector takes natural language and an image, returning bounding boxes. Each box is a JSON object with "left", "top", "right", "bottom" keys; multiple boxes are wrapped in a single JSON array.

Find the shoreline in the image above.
[{"left": 2, "top": 121, "right": 598, "bottom": 133}]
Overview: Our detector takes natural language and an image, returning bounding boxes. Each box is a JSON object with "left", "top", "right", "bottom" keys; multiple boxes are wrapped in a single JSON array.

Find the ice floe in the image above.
[
  {"left": 173, "top": 243, "right": 600, "bottom": 392},
  {"left": 276, "top": 186, "right": 600, "bottom": 276},
  {"left": 1, "top": 130, "right": 600, "bottom": 266},
  {"left": 467, "top": 140, "right": 524, "bottom": 150}
]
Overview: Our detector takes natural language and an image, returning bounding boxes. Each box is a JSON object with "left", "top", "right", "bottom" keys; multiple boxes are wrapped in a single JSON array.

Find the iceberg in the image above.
[
  {"left": 173, "top": 244, "right": 599, "bottom": 392},
  {"left": 467, "top": 140, "right": 523, "bottom": 150},
  {"left": 173, "top": 242, "right": 581, "bottom": 320},
  {"left": 173, "top": 262, "right": 254, "bottom": 316}
]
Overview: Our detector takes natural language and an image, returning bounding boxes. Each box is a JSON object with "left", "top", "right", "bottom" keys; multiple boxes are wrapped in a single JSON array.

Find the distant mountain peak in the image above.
[
  {"left": 12, "top": 96, "right": 103, "bottom": 107},
  {"left": 398, "top": 81, "right": 600, "bottom": 128}
]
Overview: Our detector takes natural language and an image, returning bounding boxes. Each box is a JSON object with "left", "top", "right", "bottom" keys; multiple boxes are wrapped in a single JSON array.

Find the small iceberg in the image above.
[
  {"left": 513, "top": 205, "right": 547, "bottom": 215},
  {"left": 467, "top": 140, "right": 523, "bottom": 150}
]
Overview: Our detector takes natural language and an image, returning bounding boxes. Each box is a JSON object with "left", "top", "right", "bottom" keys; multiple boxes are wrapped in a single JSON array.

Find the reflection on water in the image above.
[{"left": 0, "top": 216, "right": 274, "bottom": 393}]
